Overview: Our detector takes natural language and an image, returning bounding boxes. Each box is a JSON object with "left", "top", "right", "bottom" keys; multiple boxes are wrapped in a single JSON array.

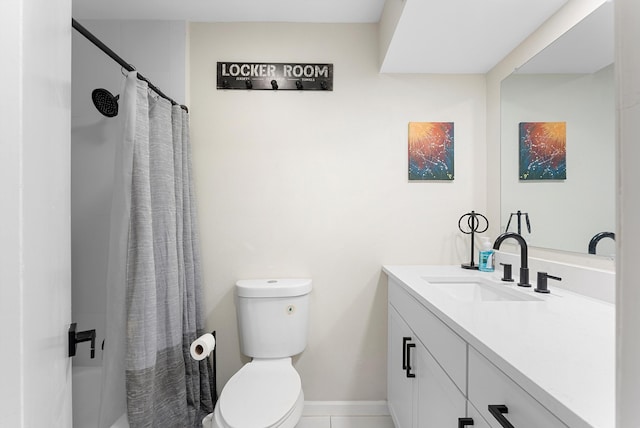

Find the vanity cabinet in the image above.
[
  {"left": 388, "top": 306, "right": 416, "bottom": 428},
  {"left": 388, "top": 277, "right": 570, "bottom": 428},
  {"left": 468, "top": 348, "right": 567, "bottom": 428},
  {"left": 414, "top": 334, "right": 468, "bottom": 427},
  {"left": 466, "top": 403, "right": 492, "bottom": 428},
  {"left": 388, "top": 304, "right": 467, "bottom": 428}
]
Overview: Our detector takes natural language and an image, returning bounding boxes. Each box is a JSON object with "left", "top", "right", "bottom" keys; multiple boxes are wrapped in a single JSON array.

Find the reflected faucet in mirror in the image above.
[
  {"left": 588, "top": 231, "right": 615, "bottom": 255},
  {"left": 493, "top": 232, "right": 531, "bottom": 287}
]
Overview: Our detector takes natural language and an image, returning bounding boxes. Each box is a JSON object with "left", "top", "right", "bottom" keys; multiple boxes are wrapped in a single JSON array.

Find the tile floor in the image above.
[{"left": 297, "top": 415, "right": 394, "bottom": 428}]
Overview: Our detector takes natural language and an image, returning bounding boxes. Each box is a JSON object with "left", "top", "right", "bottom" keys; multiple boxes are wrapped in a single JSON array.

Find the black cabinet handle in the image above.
[
  {"left": 405, "top": 342, "right": 416, "bottom": 378},
  {"left": 458, "top": 417, "right": 474, "bottom": 427},
  {"left": 488, "top": 405, "right": 514, "bottom": 428},
  {"left": 402, "top": 337, "right": 411, "bottom": 370}
]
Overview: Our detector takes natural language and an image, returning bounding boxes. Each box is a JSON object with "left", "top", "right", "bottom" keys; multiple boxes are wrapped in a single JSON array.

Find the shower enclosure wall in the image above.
[{"left": 71, "top": 19, "right": 187, "bottom": 426}]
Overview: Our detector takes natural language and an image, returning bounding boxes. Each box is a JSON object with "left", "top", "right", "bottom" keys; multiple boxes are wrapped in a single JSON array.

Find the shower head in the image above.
[{"left": 91, "top": 88, "right": 119, "bottom": 117}]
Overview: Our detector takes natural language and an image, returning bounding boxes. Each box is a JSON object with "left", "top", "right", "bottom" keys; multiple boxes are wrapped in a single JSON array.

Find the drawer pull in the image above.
[
  {"left": 406, "top": 342, "right": 416, "bottom": 378},
  {"left": 402, "top": 336, "right": 411, "bottom": 370},
  {"left": 458, "top": 417, "right": 474, "bottom": 427},
  {"left": 488, "top": 405, "right": 514, "bottom": 428}
]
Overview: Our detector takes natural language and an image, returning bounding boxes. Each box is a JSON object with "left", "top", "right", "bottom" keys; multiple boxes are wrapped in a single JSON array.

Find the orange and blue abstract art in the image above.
[
  {"left": 408, "top": 122, "right": 454, "bottom": 181},
  {"left": 519, "top": 122, "right": 566, "bottom": 180}
]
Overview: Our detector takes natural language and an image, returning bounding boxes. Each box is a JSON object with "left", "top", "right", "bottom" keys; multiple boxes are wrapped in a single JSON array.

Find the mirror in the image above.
[{"left": 500, "top": 1, "right": 615, "bottom": 257}]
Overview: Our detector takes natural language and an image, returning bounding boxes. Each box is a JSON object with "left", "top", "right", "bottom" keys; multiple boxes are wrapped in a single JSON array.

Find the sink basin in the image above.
[{"left": 422, "top": 276, "right": 542, "bottom": 302}]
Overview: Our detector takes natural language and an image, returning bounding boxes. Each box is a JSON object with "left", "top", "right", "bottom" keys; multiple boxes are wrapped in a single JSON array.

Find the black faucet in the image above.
[
  {"left": 588, "top": 232, "right": 615, "bottom": 255},
  {"left": 493, "top": 232, "right": 531, "bottom": 287}
]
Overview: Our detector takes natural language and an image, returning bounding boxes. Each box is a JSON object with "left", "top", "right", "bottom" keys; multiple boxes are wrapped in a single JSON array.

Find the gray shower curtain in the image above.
[{"left": 100, "top": 71, "right": 213, "bottom": 428}]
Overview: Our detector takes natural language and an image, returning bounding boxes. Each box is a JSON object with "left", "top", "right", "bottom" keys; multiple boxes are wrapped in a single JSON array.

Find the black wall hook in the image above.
[
  {"left": 271, "top": 80, "right": 279, "bottom": 90},
  {"left": 296, "top": 80, "right": 303, "bottom": 90},
  {"left": 69, "top": 322, "right": 96, "bottom": 359},
  {"left": 245, "top": 80, "right": 253, "bottom": 89}
]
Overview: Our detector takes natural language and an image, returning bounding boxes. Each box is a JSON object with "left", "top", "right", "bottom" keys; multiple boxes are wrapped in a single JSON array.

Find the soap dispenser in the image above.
[{"left": 478, "top": 237, "right": 495, "bottom": 272}]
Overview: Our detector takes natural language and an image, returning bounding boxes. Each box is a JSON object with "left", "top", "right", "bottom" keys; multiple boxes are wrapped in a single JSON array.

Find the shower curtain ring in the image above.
[
  {"left": 148, "top": 87, "right": 160, "bottom": 101},
  {"left": 121, "top": 64, "right": 136, "bottom": 77}
]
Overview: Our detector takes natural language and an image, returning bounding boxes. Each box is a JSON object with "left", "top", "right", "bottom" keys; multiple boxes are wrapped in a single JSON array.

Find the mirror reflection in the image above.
[{"left": 500, "top": 1, "right": 615, "bottom": 256}]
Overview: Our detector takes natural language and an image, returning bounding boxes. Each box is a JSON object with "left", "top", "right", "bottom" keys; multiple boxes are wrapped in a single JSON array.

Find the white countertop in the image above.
[{"left": 383, "top": 265, "right": 614, "bottom": 428}]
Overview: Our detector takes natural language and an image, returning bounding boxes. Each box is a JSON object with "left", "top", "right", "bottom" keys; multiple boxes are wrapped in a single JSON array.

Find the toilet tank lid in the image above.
[{"left": 236, "top": 278, "right": 312, "bottom": 298}]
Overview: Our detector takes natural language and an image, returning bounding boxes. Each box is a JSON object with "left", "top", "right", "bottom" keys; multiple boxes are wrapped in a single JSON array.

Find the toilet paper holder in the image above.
[{"left": 68, "top": 322, "right": 96, "bottom": 359}]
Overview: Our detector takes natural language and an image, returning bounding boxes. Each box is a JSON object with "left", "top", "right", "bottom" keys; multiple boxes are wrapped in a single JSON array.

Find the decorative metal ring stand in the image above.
[{"left": 458, "top": 211, "right": 489, "bottom": 270}]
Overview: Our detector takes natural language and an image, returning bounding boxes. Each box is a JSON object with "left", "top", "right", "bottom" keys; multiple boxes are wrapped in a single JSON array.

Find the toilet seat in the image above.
[{"left": 217, "top": 358, "right": 303, "bottom": 428}]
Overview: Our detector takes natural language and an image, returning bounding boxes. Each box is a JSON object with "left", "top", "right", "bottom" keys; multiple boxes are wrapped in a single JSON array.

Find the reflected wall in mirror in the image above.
[{"left": 500, "top": 1, "right": 615, "bottom": 257}]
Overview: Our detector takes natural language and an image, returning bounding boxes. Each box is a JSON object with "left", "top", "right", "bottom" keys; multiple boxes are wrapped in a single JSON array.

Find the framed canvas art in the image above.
[
  {"left": 408, "top": 122, "right": 454, "bottom": 180},
  {"left": 519, "top": 122, "right": 566, "bottom": 180}
]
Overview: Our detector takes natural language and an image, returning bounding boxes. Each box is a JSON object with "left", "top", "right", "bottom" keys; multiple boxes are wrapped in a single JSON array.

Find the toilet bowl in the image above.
[
  {"left": 203, "top": 278, "right": 312, "bottom": 428},
  {"left": 208, "top": 358, "right": 304, "bottom": 428}
]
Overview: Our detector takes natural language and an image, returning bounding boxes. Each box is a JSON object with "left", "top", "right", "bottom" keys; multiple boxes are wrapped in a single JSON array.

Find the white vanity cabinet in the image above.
[
  {"left": 414, "top": 335, "right": 468, "bottom": 427},
  {"left": 388, "top": 305, "right": 417, "bottom": 428},
  {"left": 388, "top": 304, "right": 467, "bottom": 428},
  {"left": 468, "top": 348, "right": 567, "bottom": 428},
  {"left": 387, "top": 276, "right": 571, "bottom": 428}
]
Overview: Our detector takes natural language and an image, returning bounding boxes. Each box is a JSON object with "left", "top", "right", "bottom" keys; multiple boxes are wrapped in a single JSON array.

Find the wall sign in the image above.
[{"left": 217, "top": 62, "right": 333, "bottom": 91}]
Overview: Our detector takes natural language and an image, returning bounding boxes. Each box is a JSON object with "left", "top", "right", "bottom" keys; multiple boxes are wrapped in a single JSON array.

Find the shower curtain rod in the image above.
[{"left": 72, "top": 18, "right": 188, "bottom": 112}]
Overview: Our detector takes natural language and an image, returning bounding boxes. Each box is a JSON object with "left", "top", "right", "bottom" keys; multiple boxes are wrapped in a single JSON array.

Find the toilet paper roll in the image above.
[{"left": 190, "top": 333, "right": 216, "bottom": 361}]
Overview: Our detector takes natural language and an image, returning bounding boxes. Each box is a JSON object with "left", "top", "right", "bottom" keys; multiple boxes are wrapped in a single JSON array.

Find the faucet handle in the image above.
[
  {"left": 500, "top": 263, "right": 514, "bottom": 282},
  {"left": 535, "top": 272, "right": 562, "bottom": 294}
]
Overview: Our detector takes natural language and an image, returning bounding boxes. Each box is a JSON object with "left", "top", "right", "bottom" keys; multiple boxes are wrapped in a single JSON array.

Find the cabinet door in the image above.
[
  {"left": 415, "top": 342, "right": 466, "bottom": 428},
  {"left": 468, "top": 348, "right": 567, "bottom": 428},
  {"left": 388, "top": 305, "right": 416, "bottom": 428},
  {"left": 389, "top": 278, "right": 467, "bottom": 392},
  {"left": 466, "top": 400, "right": 493, "bottom": 428}
]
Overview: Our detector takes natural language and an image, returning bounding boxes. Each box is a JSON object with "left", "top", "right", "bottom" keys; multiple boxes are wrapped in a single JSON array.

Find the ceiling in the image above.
[
  {"left": 515, "top": 0, "right": 614, "bottom": 74},
  {"left": 72, "top": 0, "right": 387, "bottom": 23},
  {"left": 72, "top": 0, "right": 570, "bottom": 73},
  {"left": 380, "top": 0, "right": 568, "bottom": 73}
]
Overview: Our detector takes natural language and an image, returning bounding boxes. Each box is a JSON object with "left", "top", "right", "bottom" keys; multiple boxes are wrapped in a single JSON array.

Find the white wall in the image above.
[
  {"left": 189, "top": 22, "right": 486, "bottom": 400},
  {"left": 615, "top": 0, "right": 640, "bottom": 425},
  {"left": 0, "top": 0, "right": 72, "bottom": 426},
  {"left": 0, "top": 1, "right": 24, "bottom": 422},
  {"left": 71, "top": 19, "right": 187, "bottom": 366},
  {"left": 500, "top": 66, "right": 615, "bottom": 254},
  {"left": 378, "top": 0, "right": 406, "bottom": 67}
]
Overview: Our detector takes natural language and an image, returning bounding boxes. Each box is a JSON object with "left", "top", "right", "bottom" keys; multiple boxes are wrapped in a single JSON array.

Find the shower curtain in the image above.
[{"left": 99, "top": 71, "right": 213, "bottom": 428}]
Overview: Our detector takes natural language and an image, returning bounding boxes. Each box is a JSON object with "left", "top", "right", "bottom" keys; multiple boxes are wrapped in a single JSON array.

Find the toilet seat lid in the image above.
[{"left": 220, "top": 359, "right": 301, "bottom": 427}]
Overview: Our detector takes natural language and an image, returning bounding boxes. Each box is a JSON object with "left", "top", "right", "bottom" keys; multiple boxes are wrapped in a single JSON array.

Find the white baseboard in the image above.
[{"left": 302, "top": 401, "right": 390, "bottom": 417}]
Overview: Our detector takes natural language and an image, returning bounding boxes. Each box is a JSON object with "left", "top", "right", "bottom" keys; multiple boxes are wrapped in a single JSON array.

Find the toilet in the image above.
[{"left": 204, "top": 278, "right": 312, "bottom": 428}]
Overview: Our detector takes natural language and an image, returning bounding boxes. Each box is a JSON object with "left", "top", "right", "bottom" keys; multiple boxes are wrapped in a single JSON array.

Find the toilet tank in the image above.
[{"left": 235, "top": 279, "right": 312, "bottom": 358}]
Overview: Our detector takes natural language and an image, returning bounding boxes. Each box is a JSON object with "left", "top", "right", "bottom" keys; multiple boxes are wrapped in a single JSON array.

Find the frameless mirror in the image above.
[{"left": 500, "top": 1, "right": 615, "bottom": 257}]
